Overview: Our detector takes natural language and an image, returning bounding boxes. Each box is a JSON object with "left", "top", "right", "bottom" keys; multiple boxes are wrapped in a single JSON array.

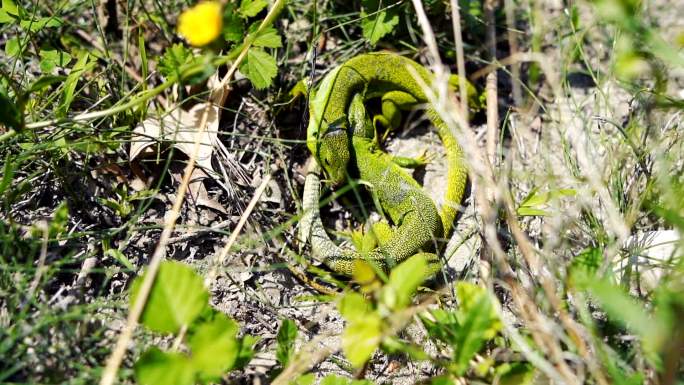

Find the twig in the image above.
[
  {"left": 503, "top": 0, "right": 522, "bottom": 107},
  {"left": 484, "top": 0, "right": 499, "bottom": 167},
  {"left": 25, "top": 222, "right": 49, "bottom": 306},
  {"left": 204, "top": 174, "right": 272, "bottom": 287},
  {"left": 167, "top": 219, "right": 234, "bottom": 244},
  {"left": 449, "top": 0, "right": 469, "bottom": 121}
]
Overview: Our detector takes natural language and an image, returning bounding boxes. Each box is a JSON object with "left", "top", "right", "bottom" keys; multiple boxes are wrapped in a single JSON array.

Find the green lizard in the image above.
[{"left": 301, "top": 52, "right": 478, "bottom": 276}]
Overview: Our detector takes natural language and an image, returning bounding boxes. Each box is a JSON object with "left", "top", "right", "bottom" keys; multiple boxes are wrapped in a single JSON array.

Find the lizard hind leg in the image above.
[
  {"left": 372, "top": 90, "right": 433, "bottom": 169},
  {"left": 374, "top": 90, "right": 419, "bottom": 140}
]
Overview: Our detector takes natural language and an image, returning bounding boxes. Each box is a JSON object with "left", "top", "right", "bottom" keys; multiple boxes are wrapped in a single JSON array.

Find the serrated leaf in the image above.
[
  {"left": 135, "top": 348, "right": 195, "bottom": 385},
  {"left": 239, "top": 48, "right": 277, "bottom": 89},
  {"left": 253, "top": 26, "right": 282, "bottom": 48},
  {"left": 360, "top": 0, "right": 400, "bottom": 45},
  {"left": 381, "top": 253, "right": 428, "bottom": 310},
  {"left": 223, "top": 3, "right": 245, "bottom": 42},
  {"left": 157, "top": 43, "right": 214, "bottom": 84},
  {"left": 158, "top": 43, "right": 193, "bottom": 79},
  {"left": 131, "top": 261, "right": 209, "bottom": 334},
  {"left": 276, "top": 319, "right": 298, "bottom": 366},
  {"left": 239, "top": 0, "right": 268, "bottom": 17},
  {"left": 189, "top": 312, "right": 240, "bottom": 381}
]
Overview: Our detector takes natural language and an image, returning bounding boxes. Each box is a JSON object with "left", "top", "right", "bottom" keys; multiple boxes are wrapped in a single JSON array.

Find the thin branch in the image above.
[{"left": 450, "top": 0, "right": 469, "bottom": 121}]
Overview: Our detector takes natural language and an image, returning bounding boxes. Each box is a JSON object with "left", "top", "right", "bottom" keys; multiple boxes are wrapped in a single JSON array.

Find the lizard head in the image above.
[
  {"left": 317, "top": 122, "right": 350, "bottom": 186},
  {"left": 306, "top": 102, "right": 350, "bottom": 185}
]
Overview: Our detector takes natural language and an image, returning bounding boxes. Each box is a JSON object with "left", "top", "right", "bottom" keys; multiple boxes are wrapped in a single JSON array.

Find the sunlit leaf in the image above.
[
  {"left": 189, "top": 311, "right": 240, "bottom": 381},
  {"left": 239, "top": 48, "right": 277, "bottom": 89},
  {"left": 135, "top": 348, "right": 195, "bottom": 385},
  {"left": 131, "top": 261, "right": 209, "bottom": 334},
  {"left": 276, "top": 319, "right": 298, "bottom": 366}
]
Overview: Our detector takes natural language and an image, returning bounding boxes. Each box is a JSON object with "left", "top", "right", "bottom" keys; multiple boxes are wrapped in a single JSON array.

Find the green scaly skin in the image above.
[{"left": 303, "top": 52, "right": 476, "bottom": 276}]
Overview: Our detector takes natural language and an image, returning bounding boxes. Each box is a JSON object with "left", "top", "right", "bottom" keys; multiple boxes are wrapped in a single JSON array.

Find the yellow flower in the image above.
[{"left": 177, "top": 1, "right": 223, "bottom": 47}]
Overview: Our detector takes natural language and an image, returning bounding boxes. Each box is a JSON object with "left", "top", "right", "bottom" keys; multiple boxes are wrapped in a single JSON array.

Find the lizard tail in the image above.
[
  {"left": 300, "top": 162, "right": 377, "bottom": 275},
  {"left": 426, "top": 107, "right": 468, "bottom": 237}
]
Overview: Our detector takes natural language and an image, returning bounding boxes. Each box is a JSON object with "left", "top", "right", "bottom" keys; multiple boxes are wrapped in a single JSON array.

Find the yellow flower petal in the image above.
[{"left": 178, "top": 1, "right": 223, "bottom": 47}]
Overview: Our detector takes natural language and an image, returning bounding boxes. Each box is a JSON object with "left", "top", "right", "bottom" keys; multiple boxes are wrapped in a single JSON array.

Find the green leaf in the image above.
[
  {"left": 289, "top": 79, "right": 308, "bottom": 99},
  {"left": 234, "top": 334, "right": 259, "bottom": 369},
  {"left": 342, "top": 312, "right": 382, "bottom": 368},
  {"left": 1, "top": 0, "right": 18, "bottom": 17},
  {"left": 517, "top": 188, "right": 576, "bottom": 217},
  {"left": 516, "top": 207, "right": 549, "bottom": 216},
  {"left": 381, "top": 253, "right": 428, "bottom": 310},
  {"left": 360, "top": 0, "right": 400, "bottom": 45},
  {"left": 223, "top": 3, "right": 245, "bottom": 42},
  {"left": 339, "top": 288, "right": 382, "bottom": 368},
  {"left": 253, "top": 26, "right": 282, "bottom": 48},
  {"left": 421, "top": 284, "right": 501, "bottom": 375},
  {"left": 319, "top": 374, "right": 373, "bottom": 385},
  {"left": 189, "top": 312, "right": 240, "bottom": 381},
  {"left": 59, "top": 51, "right": 95, "bottom": 118},
  {"left": 158, "top": 43, "right": 193, "bottom": 79},
  {"left": 29, "top": 75, "right": 66, "bottom": 93},
  {"left": 429, "top": 376, "right": 455, "bottom": 385},
  {"left": 0, "top": 154, "right": 14, "bottom": 196},
  {"left": 381, "top": 337, "right": 429, "bottom": 360},
  {"left": 135, "top": 348, "right": 195, "bottom": 385},
  {"left": 130, "top": 260, "right": 209, "bottom": 334},
  {"left": 49, "top": 202, "right": 69, "bottom": 238},
  {"left": 568, "top": 246, "right": 603, "bottom": 286},
  {"left": 239, "top": 0, "right": 268, "bottom": 17},
  {"left": 39, "top": 48, "right": 71, "bottom": 73},
  {"left": 450, "top": 283, "right": 501, "bottom": 375},
  {"left": 105, "top": 248, "right": 135, "bottom": 271},
  {"left": 320, "top": 375, "right": 351, "bottom": 385},
  {"left": 587, "top": 279, "right": 666, "bottom": 357},
  {"left": 290, "top": 373, "right": 316, "bottom": 385},
  {"left": 496, "top": 362, "right": 536, "bottom": 385},
  {"left": 276, "top": 319, "right": 298, "bottom": 366},
  {"left": 0, "top": 9, "right": 15, "bottom": 23},
  {"left": 19, "top": 16, "right": 62, "bottom": 32},
  {"left": 239, "top": 48, "right": 277, "bottom": 90},
  {"left": 338, "top": 291, "right": 371, "bottom": 322},
  {"left": 5, "top": 36, "right": 21, "bottom": 57},
  {"left": 0, "top": 87, "right": 22, "bottom": 130}
]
